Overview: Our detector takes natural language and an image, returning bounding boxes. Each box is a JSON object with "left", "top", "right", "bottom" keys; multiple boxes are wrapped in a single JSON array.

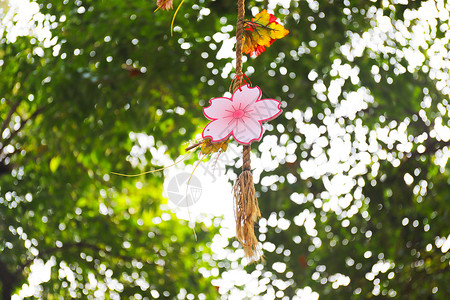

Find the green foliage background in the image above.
[{"left": 0, "top": 0, "right": 449, "bottom": 299}]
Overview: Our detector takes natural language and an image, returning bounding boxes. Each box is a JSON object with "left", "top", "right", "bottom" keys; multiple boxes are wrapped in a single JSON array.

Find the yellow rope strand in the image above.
[{"left": 170, "top": 0, "right": 185, "bottom": 36}]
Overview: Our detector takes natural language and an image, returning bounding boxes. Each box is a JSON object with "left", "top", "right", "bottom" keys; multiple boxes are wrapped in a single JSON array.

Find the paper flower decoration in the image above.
[
  {"left": 243, "top": 10, "right": 289, "bottom": 57},
  {"left": 202, "top": 84, "right": 282, "bottom": 145}
]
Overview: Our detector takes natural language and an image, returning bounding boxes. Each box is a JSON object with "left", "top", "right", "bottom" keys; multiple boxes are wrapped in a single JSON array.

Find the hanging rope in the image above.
[
  {"left": 235, "top": 0, "right": 245, "bottom": 78},
  {"left": 232, "top": 0, "right": 262, "bottom": 261}
]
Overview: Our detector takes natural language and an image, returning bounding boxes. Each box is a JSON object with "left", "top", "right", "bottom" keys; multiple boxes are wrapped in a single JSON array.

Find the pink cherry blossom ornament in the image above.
[{"left": 202, "top": 84, "right": 282, "bottom": 145}]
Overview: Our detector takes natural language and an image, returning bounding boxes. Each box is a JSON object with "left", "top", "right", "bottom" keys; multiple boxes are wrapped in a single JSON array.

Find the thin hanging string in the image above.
[
  {"left": 229, "top": 73, "right": 252, "bottom": 93},
  {"left": 111, "top": 145, "right": 201, "bottom": 240},
  {"left": 111, "top": 146, "right": 199, "bottom": 177}
]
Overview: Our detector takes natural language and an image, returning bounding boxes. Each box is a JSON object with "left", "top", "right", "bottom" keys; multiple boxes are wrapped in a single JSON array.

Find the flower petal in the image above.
[
  {"left": 203, "top": 97, "right": 234, "bottom": 120},
  {"left": 251, "top": 29, "right": 272, "bottom": 47},
  {"left": 232, "top": 116, "right": 264, "bottom": 144},
  {"left": 268, "top": 22, "right": 289, "bottom": 40},
  {"left": 254, "top": 9, "right": 271, "bottom": 26},
  {"left": 249, "top": 98, "right": 282, "bottom": 122},
  {"left": 202, "top": 116, "right": 235, "bottom": 142},
  {"left": 232, "top": 84, "right": 261, "bottom": 108}
]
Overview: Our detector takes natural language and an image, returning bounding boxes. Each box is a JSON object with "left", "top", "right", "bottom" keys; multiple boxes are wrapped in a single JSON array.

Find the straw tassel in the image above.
[{"left": 233, "top": 144, "right": 262, "bottom": 260}]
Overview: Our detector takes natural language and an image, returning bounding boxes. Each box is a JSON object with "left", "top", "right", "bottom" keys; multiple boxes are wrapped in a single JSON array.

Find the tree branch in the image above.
[
  {"left": 0, "top": 105, "right": 47, "bottom": 154},
  {"left": 0, "top": 258, "right": 16, "bottom": 300},
  {"left": 0, "top": 99, "right": 22, "bottom": 137},
  {"left": 0, "top": 147, "right": 22, "bottom": 162}
]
